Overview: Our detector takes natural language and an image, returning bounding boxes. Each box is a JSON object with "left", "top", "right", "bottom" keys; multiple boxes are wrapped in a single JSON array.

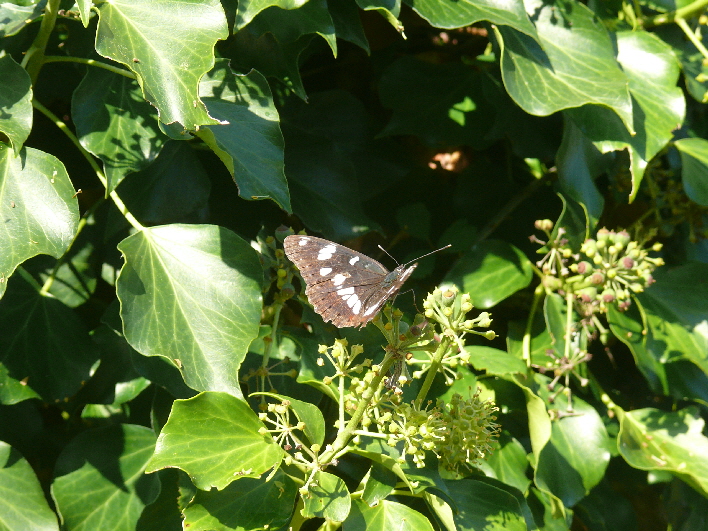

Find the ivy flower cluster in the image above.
[
  {"left": 533, "top": 221, "right": 664, "bottom": 313},
  {"left": 378, "top": 392, "right": 500, "bottom": 472}
]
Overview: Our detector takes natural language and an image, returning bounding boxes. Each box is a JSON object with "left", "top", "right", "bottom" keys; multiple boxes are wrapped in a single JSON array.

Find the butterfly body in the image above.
[{"left": 284, "top": 235, "right": 417, "bottom": 328}]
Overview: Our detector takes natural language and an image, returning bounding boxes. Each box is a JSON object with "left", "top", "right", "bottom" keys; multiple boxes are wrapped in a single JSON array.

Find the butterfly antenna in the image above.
[
  {"left": 403, "top": 244, "right": 452, "bottom": 267},
  {"left": 378, "top": 245, "right": 400, "bottom": 265}
]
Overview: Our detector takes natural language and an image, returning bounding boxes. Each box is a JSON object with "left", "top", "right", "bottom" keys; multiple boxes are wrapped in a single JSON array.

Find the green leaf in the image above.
[
  {"left": 147, "top": 392, "right": 285, "bottom": 490},
  {"left": 534, "top": 388, "right": 612, "bottom": 507},
  {"left": 0, "top": 145, "right": 79, "bottom": 300},
  {"left": 575, "top": 480, "right": 638, "bottom": 531},
  {"left": 0, "top": 274, "right": 99, "bottom": 403},
  {"left": 616, "top": 406, "right": 708, "bottom": 498},
  {"left": 555, "top": 118, "right": 605, "bottom": 227},
  {"left": 116, "top": 224, "right": 262, "bottom": 397},
  {"left": 405, "top": 0, "right": 536, "bottom": 37},
  {"left": 234, "top": 0, "right": 308, "bottom": 30},
  {"left": 0, "top": 54, "right": 32, "bottom": 154},
  {"left": 361, "top": 462, "right": 397, "bottom": 507},
  {"left": 675, "top": 137, "right": 708, "bottom": 206},
  {"left": 72, "top": 68, "right": 167, "bottom": 194},
  {"left": 465, "top": 346, "right": 528, "bottom": 376},
  {"left": 607, "top": 302, "right": 669, "bottom": 395},
  {"left": 507, "top": 314, "right": 555, "bottom": 368},
  {"left": 566, "top": 31, "right": 685, "bottom": 202},
  {"left": 115, "top": 141, "right": 211, "bottom": 226},
  {"left": 198, "top": 61, "right": 290, "bottom": 212},
  {"left": 52, "top": 424, "right": 160, "bottom": 531},
  {"left": 253, "top": 392, "right": 326, "bottom": 447},
  {"left": 378, "top": 57, "right": 504, "bottom": 147},
  {"left": 246, "top": 0, "right": 337, "bottom": 57},
  {"left": 356, "top": 0, "right": 402, "bottom": 32},
  {"left": 444, "top": 240, "right": 533, "bottom": 309},
  {"left": 183, "top": 469, "right": 297, "bottom": 531},
  {"left": 484, "top": 432, "right": 532, "bottom": 495},
  {"left": 637, "top": 263, "right": 708, "bottom": 375},
  {"left": 94, "top": 0, "right": 228, "bottom": 128},
  {"left": 229, "top": 29, "right": 313, "bottom": 101},
  {"left": 445, "top": 478, "right": 526, "bottom": 531},
  {"left": 497, "top": 0, "right": 633, "bottom": 131},
  {"left": 346, "top": 498, "right": 434, "bottom": 530},
  {"left": 0, "top": 2, "right": 45, "bottom": 37},
  {"left": 544, "top": 292, "right": 568, "bottom": 358},
  {"left": 329, "top": 0, "right": 370, "bottom": 53},
  {"left": 0, "top": 442, "right": 59, "bottom": 531},
  {"left": 302, "top": 471, "right": 350, "bottom": 522}
]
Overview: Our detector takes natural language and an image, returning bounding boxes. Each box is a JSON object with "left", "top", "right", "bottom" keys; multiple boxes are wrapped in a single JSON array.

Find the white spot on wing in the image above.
[
  {"left": 346, "top": 294, "right": 359, "bottom": 308},
  {"left": 332, "top": 274, "right": 346, "bottom": 286},
  {"left": 349, "top": 256, "right": 360, "bottom": 265},
  {"left": 319, "top": 267, "right": 332, "bottom": 276},
  {"left": 298, "top": 238, "right": 309, "bottom": 246},
  {"left": 337, "top": 287, "right": 355, "bottom": 295},
  {"left": 352, "top": 300, "right": 361, "bottom": 314},
  {"left": 317, "top": 244, "right": 336, "bottom": 260},
  {"left": 363, "top": 305, "right": 378, "bottom": 316},
  {"left": 341, "top": 294, "right": 351, "bottom": 301}
]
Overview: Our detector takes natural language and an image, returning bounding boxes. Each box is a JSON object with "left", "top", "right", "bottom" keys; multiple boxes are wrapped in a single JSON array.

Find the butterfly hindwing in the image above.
[{"left": 283, "top": 235, "right": 417, "bottom": 328}]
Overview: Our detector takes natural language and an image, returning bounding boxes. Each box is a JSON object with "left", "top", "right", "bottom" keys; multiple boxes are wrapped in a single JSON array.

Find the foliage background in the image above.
[{"left": 1, "top": 0, "right": 708, "bottom": 529}]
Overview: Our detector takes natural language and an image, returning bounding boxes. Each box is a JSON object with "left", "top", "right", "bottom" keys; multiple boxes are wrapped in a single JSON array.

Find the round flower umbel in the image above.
[
  {"left": 568, "top": 228, "right": 664, "bottom": 312},
  {"left": 381, "top": 391, "right": 500, "bottom": 471}
]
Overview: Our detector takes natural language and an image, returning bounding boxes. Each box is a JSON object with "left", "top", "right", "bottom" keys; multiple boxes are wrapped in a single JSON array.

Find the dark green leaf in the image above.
[
  {"left": 445, "top": 240, "right": 533, "bottom": 309},
  {"left": 0, "top": 54, "right": 32, "bottom": 153},
  {"left": 0, "top": 442, "right": 59, "bottom": 531},
  {"left": 466, "top": 346, "right": 528, "bottom": 376},
  {"left": 675, "top": 137, "right": 708, "bottom": 206},
  {"left": 72, "top": 68, "right": 167, "bottom": 193},
  {"left": 302, "top": 471, "right": 350, "bottom": 522},
  {"left": 146, "top": 392, "right": 285, "bottom": 490},
  {"left": 52, "top": 424, "right": 160, "bottom": 531},
  {"left": 445, "top": 477, "right": 526, "bottom": 530},
  {"left": 345, "top": 498, "right": 434, "bottom": 530},
  {"left": 198, "top": 61, "right": 290, "bottom": 212}
]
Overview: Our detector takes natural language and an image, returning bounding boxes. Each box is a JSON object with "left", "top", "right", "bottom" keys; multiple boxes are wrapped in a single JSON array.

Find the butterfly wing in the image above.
[{"left": 284, "top": 235, "right": 415, "bottom": 328}]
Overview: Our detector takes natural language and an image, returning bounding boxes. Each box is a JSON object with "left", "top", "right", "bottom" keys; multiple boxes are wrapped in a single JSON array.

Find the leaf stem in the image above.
[
  {"left": 318, "top": 351, "right": 397, "bottom": 465},
  {"left": 42, "top": 56, "right": 136, "bottom": 78},
  {"left": 523, "top": 284, "right": 546, "bottom": 367},
  {"left": 415, "top": 335, "right": 452, "bottom": 404},
  {"left": 564, "top": 291, "right": 574, "bottom": 361},
  {"left": 675, "top": 17, "right": 708, "bottom": 60},
  {"left": 31, "top": 99, "right": 144, "bottom": 232},
  {"left": 643, "top": 0, "right": 708, "bottom": 27},
  {"left": 23, "top": 0, "right": 61, "bottom": 79}
]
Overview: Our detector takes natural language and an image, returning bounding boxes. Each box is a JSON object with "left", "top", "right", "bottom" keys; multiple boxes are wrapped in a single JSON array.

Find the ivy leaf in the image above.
[
  {"left": 302, "top": 471, "right": 351, "bottom": 521},
  {"left": 116, "top": 224, "right": 262, "bottom": 397},
  {"left": 445, "top": 477, "right": 526, "bottom": 530},
  {"left": 94, "top": 0, "right": 228, "bottom": 128},
  {"left": 0, "top": 145, "right": 79, "bottom": 300},
  {"left": 566, "top": 31, "right": 685, "bottom": 202},
  {"left": 347, "top": 498, "right": 434, "bottom": 530},
  {"left": 406, "top": 0, "right": 536, "bottom": 37},
  {"left": 444, "top": 240, "right": 533, "bottom": 309},
  {"left": 617, "top": 406, "right": 708, "bottom": 498},
  {"left": 497, "top": 0, "right": 633, "bottom": 131},
  {"left": 0, "top": 442, "right": 58, "bottom": 531},
  {"left": 183, "top": 469, "right": 297, "bottom": 531},
  {"left": 0, "top": 274, "right": 100, "bottom": 402},
  {"left": 675, "top": 137, "right": 708, "bottom": 206},
  {"left": 198, "top": 61, "right": 290, "bottom": 212},
  {"left": 465, "top": 346, "right": 528, "bottom": 376},
  {"left": 0, "top": 54, "right": 32, "bottom": 154},
  {"left": 146, "top": 393, "right": 285, "bottom": 491},
  {"left": 72, "top": 68, "right": 167, "bottom": 194},
  {"left": 534, "top": 386, "right": 612, "bottom": 507},
  {"left": 0, "top": 1, "right": 46, "bottom": 37},
  {"left": 234, "top": 0, "right": 308, "bottom": 30},
  {"left": 483, "top": 433, "right": 531, "bottom": 495},
  {"left": 52, "top": 425, "right": 160, "bottom": 531}
]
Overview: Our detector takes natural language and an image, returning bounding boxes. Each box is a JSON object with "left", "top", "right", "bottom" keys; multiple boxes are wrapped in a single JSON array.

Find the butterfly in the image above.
[{"left": 283, "top": 235, "right": 420, "bottom": 328}]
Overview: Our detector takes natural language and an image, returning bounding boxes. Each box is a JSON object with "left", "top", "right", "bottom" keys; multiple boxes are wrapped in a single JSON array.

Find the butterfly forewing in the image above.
[{"left": 283, "top": 235, "right": 417, "bottom": 328}]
